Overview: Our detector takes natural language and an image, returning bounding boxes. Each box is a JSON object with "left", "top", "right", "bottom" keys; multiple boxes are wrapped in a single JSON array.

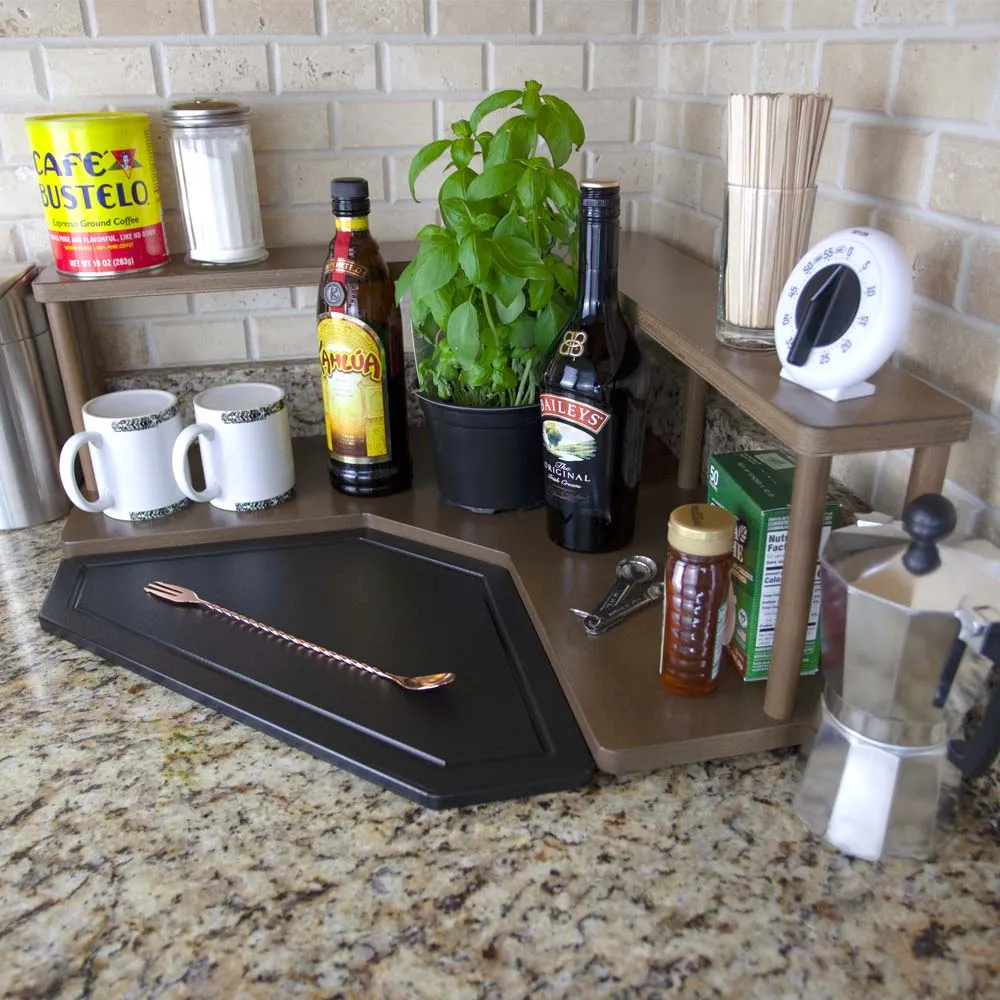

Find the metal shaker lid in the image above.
[
  {"left": 162, "top": 100, "right": 251, "bottom": 127},
  {"left": 823, "top": 494, "right": 1000, "bottom": 613}
]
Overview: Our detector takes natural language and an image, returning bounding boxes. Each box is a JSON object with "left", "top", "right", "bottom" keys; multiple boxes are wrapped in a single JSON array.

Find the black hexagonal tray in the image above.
[{"left": 39, "top": 527, "right": 594, "bottom": 807}]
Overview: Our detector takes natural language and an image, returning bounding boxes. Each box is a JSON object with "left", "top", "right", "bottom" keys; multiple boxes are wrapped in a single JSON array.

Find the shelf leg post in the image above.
[
  {"left": 46, "top": 300, "right": 95, "bottom": 493},
  {"left": 677, "top": 370, "right": 707, "bottom": 491},
  {"left": 763, "top": 452, "right": 832, "bottom": 721},
  {"left": 905, "top": 444, "right": 950, "bottom": 506}
]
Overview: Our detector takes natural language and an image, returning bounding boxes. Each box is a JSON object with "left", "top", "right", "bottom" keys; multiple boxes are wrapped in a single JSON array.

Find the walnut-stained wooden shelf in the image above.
[{"left": 34, "top": 231, "right": 972, "bottom": 734}]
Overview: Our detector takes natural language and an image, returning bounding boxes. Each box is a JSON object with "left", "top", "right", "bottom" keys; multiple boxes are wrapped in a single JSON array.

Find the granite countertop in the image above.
[{"left": 2, "top": 520, "right": 998, "bottom": 1000}]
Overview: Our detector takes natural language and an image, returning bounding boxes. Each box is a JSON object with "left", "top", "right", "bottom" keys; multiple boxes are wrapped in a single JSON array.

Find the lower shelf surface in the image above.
[{"left": 57, "top": 431, "right": 823, "bottom": 774}]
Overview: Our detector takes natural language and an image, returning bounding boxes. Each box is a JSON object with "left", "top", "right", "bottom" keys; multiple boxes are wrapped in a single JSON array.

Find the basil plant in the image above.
[{"left": 396, "top": 80, "right": 585, "bottom": 408}]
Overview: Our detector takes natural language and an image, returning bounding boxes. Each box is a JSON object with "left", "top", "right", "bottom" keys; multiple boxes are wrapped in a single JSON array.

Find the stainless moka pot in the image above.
[{"left": 794, "top": 495, "right": 1000, "bottom": 861}]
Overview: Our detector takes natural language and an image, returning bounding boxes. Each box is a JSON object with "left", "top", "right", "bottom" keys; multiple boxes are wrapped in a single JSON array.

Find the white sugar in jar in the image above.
[{"left": 163, "top": 101, "right": 267, "bottom": 265}]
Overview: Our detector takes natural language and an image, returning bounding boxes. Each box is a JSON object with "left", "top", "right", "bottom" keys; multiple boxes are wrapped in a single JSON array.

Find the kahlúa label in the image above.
[
  {"left": 541, "top": 392, "right": 613, "bottom": 518},
  {"left": 318, "top": 314, "right": 389, "bottom": 463}
]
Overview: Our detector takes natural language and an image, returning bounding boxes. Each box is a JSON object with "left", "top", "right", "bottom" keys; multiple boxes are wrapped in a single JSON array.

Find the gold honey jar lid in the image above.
[{"left": 668, "top": 503, "right": 735, "bottom": 557}]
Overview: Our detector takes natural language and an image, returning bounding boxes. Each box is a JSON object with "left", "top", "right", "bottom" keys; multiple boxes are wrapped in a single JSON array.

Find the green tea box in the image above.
[{"left": 706, "top": 450, "right": 836, "bottom": 681}]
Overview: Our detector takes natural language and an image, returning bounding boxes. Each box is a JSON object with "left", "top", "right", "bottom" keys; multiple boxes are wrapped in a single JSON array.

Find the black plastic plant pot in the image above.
[{"left": 417, "top": 393, "right": 544, "bottom": 514}]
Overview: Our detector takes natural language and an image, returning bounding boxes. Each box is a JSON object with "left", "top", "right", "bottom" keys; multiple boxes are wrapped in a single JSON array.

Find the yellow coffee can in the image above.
[{"left": 25, "top": 112, "right": 169, "bottom": 277}]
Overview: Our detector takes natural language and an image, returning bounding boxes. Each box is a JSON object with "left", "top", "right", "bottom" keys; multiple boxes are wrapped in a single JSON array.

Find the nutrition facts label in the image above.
[{"left": 755, "top": 520, "right": 831, "bottom": 650}]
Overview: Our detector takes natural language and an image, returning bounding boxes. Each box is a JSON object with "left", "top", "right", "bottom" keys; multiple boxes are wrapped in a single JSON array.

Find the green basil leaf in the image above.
[
  {"left": 408, "top": 139, "right": 452, "bottom": 201},
  {"left": 473, "top": 211, "right": 498, "bottom": 231},
  {"left": 495, "top": 290, "right": 525, "bottom": 324},
  {"left": 493, "top": 235, "right": 547, "bottom": 279},
  {"left": 411, "top": 239, "right": 459, "bottom": 298},
  {"left": 415, "top": 223, "right": 448, "bottom": 241},
  {"left": 446, "top": 301, "right": 480, "bottom": 368},
  {"left": 489, "top": 268, "right": 526, "bottom": 306},
  {"left": 550, "top": 258, "right": 576, "bottom": 296},
  {"left": 468, "top": 89, "right": 522, "bottom": 131},
  {"left": 547, "top": 169, "right": 579, "bottom": 216},
  {"left": 467, "top": 162, "right": 522, "bottom": 200},
  {"left": 395, "top": 259, "right": 416, "bottom": 304},
  {"left": 533, "top": 303, "right": 558, "bottom": 352},
  {"left": 410, "top": 293, "right": 430, "bottom": 330},
  {"left": 528, "top": 274, "right": 554, "bottom": 312},
  {"left": 439, "top": 197, "right": 472, "bottom": 237},
  {"left": 458, "top": 232, "right": 492, "bottom": 284},
  {"left": 516, "top": 166, "right": 547, "bottom": 210},
  {"left": 521, "top": 85, "right": 542, "bottom": 120},
  {"left": 451, "top": 136, "right": 475, "bottom": 169},
  {"left": 509, "top": 314, "right": 535, "bottom": 349},
  {"left": 484, "top": 126, "right": 513, "bottom": 169},
  {"left": 427, "top": 287, "right": 452, "bottom": 331},
  {"left": 493, "top": 208, "right": 531, "bottom": 243},
  {"left": 508, "top": 116, "right": 538, "bottom": 160},
  {"left": 537, "top": 105, "right": 571, "bottom": 167},
  {"left": 451, "top": 118, "right": 472, "bottom": 138},
  {"left": 440, "top": 166, "right": 475, "bottom": 202},
  {"left": 542, "top": 94, "right": 586, "bottom": 148}
]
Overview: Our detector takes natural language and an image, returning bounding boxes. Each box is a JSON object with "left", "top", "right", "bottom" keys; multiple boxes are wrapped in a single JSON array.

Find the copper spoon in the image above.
[{"left": 144, "top": 581, "right": 455, "bottom": 692}]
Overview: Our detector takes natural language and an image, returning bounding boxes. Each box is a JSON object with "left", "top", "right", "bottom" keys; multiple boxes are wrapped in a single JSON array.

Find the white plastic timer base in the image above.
[{"left": 779, "top": 367, "right": 876, "bottom": 401}]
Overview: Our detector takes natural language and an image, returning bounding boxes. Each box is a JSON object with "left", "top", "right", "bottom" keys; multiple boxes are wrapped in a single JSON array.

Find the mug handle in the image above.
[
  {"left": 59, "top": 431, "right": 113, "bottom": 513},
  {"left": 172, "top": 423, "right": 222, "bottom": 503}
]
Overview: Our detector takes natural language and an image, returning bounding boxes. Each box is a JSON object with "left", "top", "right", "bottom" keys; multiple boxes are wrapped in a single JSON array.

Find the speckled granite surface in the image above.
[{"left": 2, "top": 518, "right": 998, "bottom": 999}]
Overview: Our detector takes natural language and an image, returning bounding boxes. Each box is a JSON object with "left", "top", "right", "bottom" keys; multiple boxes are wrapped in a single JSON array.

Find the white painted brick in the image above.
[
  {"left": 0, "top": 50, "right": 37, "bottom": 100},
  {"left": 0, "top": 1, "right": 84, "bottom": 35},
  {"left": 844, "top": 125, "right": 932, "bottom": 205},
  {"left": 214, "top": 0, "right": 317, "bottom": 34},
  {"left": 543, "top": 0, "right": 634, "bottom": 34},
  {"left": 592, "top": 44, "right": 658, "bottom": 90},
  {"left": 91, "top": 0, "right": 203, "bottom": 34},
  {"left": 280, "top": 45, "right": 377, "bottom": 93},
  {"left": 262, "top": 207, "right": 335, "bottom": 246},
  {"left": 251, "top": 104, "right": 332, "bottom": 152},
  {"left": 757, "top": 41, "right": 817, "bottom": 91},
  {"left": 325, "top": 0, "right": 424, "bottom": 34},
  {"left": 666, "top": 43, "right": 707, "bottom": 95},
  {"left": 819, "top": 43, "right": 894, "bottom": 113},
  {"left": 369, "top": 200, "right": 437, "bottom": 239},
  {"left": 87, "top": 322, "right": 152, "bottom": 372},
  {"left": 654, "top": 151, "right": 699, "bottom": 208},
  {"left": 193, "top": 289, "right": 292, "bottom": 313},
  {"left": 588, "top": 147, "right": 652, "bottom": 193},
  {"left": 895, "top": 41, "right": 1000, "bottom": 123},
  {"left": 494, "top": 45, "right": 584, "bottom": 90},
  {"left": 576, "top": 99, "right": 634, "bottom": 143},
  {"left": 254, "top": 314, "right": 318, "bottom": 360},
  {"left": 0, "top": 165, "right": 38, "bottom": 215},
  {"left": 166, "top": 46, "right": 269, "bottom": 96},
  {"left": 0, "top": 223, "right": 18, "bottom": 261},
  {"left": 291, "top": 156, "right": 386, "bottom": 204},
  {"left": 0, "top": 112, "right": 36, "bottom": 161},
  {"left": 47, "top": 47, "right": 156, "bottom": 98},
  {"left": 336, "top": 100, "right": 434, "bottom": 147},
  {"left": 388, "top": 45, "right": 483, "bottom": 92},
  {"left": 91, "top": 295, "right": 190, "bottom": 320},
  {"left": 252, "top": 152, "right": 284, "bottom": 207},
  {"left": 293, "top": 286, "right": 317, "bottom": 309},
  {"left": 932, "top": 136, "right": 1000, "bottom": 226},
  {"left": 681, "top": 101, "right": 725, "bottom": 159},
  {"left": 706, "top": 43, "right": 755, "bottom": 96},
  {"left": 860, "top": 0, "right": 948, "bottom": 24},
  {"left": 153, "top": 319, "right": 248, "bottom": 365},
  {"left": 438, "top": 0, "right": 532, "bottom": 34},
  {"left": 390, "top": 153, "right": 448, "bottom": 203}
]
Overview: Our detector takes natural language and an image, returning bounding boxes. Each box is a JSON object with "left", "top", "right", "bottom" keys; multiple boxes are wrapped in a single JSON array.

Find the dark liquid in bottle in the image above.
[
  {"left": 318, "top": 177, "right": 411, "bottom": 497},
  {"left": 542, "top": 180, "right": 649, "bottom": 553}
]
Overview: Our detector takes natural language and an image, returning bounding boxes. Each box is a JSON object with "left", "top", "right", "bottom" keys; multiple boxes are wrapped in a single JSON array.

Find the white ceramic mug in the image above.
[
  {"left": 171, "top": 382, "right": 294, "bottom": 511},
  {"left": 59, "top": 389, "right": 190, "bottom": 521}
]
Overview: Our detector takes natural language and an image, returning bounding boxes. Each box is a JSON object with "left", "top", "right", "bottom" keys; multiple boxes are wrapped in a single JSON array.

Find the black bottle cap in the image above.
[
  {"left": 331, "top": 176, "right": 370, "bottom": 216},
  {"left": 580, "top": 178, "right": 620, "bottom": 221}
]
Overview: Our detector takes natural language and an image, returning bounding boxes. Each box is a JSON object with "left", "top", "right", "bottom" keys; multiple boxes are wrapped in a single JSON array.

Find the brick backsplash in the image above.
[{"left": 1, "top": 0, "right": 1000, "bottom": 539}]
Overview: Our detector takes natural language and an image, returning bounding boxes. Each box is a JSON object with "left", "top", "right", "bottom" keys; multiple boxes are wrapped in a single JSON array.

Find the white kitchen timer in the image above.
[{"left": 774, "top": 227, "right": 912, "bottom": 402}]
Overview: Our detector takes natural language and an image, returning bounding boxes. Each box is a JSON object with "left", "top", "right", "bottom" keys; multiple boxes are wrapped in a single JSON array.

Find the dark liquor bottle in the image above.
[
  {"left": 541, "top": 179, "right": 649, "bottom": 552},
  {"left": 317, "top": 177, "right": 412, "bottom": 496}
]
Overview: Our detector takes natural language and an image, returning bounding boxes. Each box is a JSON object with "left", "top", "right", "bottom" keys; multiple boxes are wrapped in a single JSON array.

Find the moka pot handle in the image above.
[{"left": 946, "top": 618, "right": 1000, "bottom": 779}]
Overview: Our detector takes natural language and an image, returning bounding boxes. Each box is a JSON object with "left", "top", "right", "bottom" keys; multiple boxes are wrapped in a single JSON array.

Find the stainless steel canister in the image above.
[{"left": 0, "top": 266, "right": 72, "bottom": 528}]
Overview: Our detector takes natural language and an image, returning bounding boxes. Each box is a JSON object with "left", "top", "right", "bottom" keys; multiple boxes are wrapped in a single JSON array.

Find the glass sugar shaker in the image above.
[
  {"left": 660, "top": 503, "right": 736, "bottom": 697},
  {"left": 162, "top": 100, "right": 267, "bottom": 266}
]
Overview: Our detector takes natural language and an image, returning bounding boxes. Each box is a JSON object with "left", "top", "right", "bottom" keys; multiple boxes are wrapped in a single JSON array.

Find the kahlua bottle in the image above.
[
  {"left": 317, "top": 177, "right": 411, "bottom": 496},
  {"left": 541, "top": 179, "right": 650, "bottom": 552}
]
